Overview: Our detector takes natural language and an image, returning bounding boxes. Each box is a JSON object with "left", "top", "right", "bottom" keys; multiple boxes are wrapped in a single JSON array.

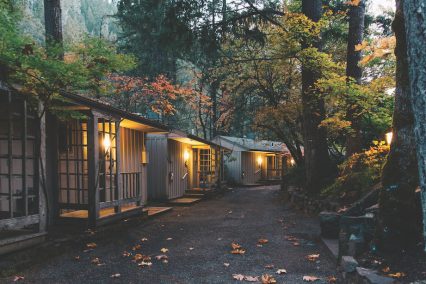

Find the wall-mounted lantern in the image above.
[
  {"left": 290, "top": 158, "right": 295, "bottom": 166},
  {"left": 385, "top": 131, "right": 393, "bottom": 145},
  {"left": 257, "top": 156, "right": 263, "bottom": 168},
  {"left": 103, "top": 134, "right": 111, "bottom": 158},
  {"left": 184, "top": 149, "right": 190, "bottom": 168}
]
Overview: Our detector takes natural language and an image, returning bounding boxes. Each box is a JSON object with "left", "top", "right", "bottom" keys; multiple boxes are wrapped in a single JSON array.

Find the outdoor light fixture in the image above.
[
  {"left": 257, "top": 156, "right": 263, "bottom": 167},
  {"left": 184, "top": 150, "right": 190, "bottom": 167},
  {"left": 290, "top": 158, "right": 295, "bottom": 166},
  {"left": 385, "top": 131, "right": 393, "bottom": 145},
  {"left": 103, "top": 134, "right": 111, "bottom": 153}
]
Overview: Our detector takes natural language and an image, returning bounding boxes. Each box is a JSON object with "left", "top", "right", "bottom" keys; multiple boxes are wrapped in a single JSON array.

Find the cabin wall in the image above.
[
  {"left": 224, "top": 151, "right": 242, "bottom": 184},
  {"left": 146, "top": 135, "right": 168, "bottom": 201},
  {"left": 241, "top": 152, "right": 267, "bottom": 185},
  {"left": 119, "top": 127, "right": 146, "bottom": 204},
  {"left": 166, "top": 140, "right": 192, "bottom": 199}
]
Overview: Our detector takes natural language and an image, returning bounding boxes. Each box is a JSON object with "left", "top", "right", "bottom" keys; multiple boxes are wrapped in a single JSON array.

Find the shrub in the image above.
[{"left": 321, "top": 142, "right": 389, "bottom": 203}]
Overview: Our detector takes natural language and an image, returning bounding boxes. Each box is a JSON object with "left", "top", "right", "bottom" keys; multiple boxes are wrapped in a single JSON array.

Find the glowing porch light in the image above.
[
  {"left": 385, "top": 131, "right": 393, "bottom": 145},
  {"left": 290, "top": 158, "right": 295, "bottom": 166},
  {"left": 183, "top": 150, "right": 190, "bottom": 162},
  {"left": 103, "top": 134, "right": 111, "bottom": 152},
  {"left": 257, "top": 156, "right": 263, "bottom": 167}
]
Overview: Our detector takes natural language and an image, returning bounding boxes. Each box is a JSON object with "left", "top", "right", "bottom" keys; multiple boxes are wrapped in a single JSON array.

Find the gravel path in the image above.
[{"left": 4, "top": 185, "right": 339, "bottom": 283}]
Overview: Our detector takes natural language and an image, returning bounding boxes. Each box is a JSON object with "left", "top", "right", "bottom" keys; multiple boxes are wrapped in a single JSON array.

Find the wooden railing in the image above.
[
  {"left": 121, "top": 172, "right": 141, "bottom": 200},
  {"left": 265, "top": 169, "right": 283, "bottom": 180}
]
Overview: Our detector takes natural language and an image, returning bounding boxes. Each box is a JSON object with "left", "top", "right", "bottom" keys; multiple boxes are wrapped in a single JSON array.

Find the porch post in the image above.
[
  {"left": 38, "top": 101, "right": 47, "bottom": 232},
  {"left": 115, "top": 121, "right": 122, "bottom": 213},
  {"left": 88, "top": 114, "right": 99, "bottom": 228}
]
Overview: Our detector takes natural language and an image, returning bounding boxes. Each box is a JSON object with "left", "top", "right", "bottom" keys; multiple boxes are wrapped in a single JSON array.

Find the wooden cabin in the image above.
[
  {"left": 0, "top": 86, "right": 47, "bottom": 254},
  {"left": 213, "top": 136, "right": 291, "bottom": 186},
  {"left": 45, "top": 93, "right": 169, "bottom": 227},
  {"left": 146, "top": 131, "right": 225, "bottom": 202}
]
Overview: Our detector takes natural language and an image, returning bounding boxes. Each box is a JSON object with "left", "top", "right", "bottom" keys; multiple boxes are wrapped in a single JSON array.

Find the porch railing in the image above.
[
  {"left": 265, "top": 169, "right": 283, "bottom": 180},
  {"left": 121, "top": 172, "right": 141, "bottom": 200}
]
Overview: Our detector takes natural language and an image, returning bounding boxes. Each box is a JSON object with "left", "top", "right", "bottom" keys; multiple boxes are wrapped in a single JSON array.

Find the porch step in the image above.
[
  {"left": 143, "top": 206, "right": 173, "bottom": 217},
  {"left": 0, "top": 232, "right": 47, "bottom": 256},
  {"left": 321, "top": 237, "right": 339, "bottom": 261},
  {"left": 168, "top": 197, "right": 202, "bottom": 206},
  {"left": 184, "top": 193, "right": 205, "bottom": 198}
]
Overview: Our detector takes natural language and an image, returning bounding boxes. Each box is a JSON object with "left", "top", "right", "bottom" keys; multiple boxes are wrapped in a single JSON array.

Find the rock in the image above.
[
  {"left": 341, "top": 256, "right": 358, "bottom": 273},
  {"left": 320, "top": 211, "right": 341, "bottom": 238},
  {"left": 356, "top": 267, "right": 396, "bottom": 284}
]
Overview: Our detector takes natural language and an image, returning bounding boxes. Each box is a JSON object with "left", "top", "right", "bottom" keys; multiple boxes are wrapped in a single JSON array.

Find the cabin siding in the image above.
[
  {"left": 146, "top": 135, "right": 168, "bottom": 201},
  {"left": 166, "top": 139, "right": 191, "bottom": 199},
  {"left": 119, "top": 127, "right": 146, "bottom": 204},
  {"left": 224, "top": 151, "right": 242, "bottom": 184}
]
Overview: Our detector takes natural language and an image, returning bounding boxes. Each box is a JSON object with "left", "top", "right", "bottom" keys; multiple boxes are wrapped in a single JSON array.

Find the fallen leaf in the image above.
[
  {"left": 74, "top": 256, "right": 80, "bottom": 261},
  {"left": 387, "top": 272, "right": 406, "bottom": 278},
  {"left": 286, "top": 236, "right": 298, "bottom": 242},
  {"left": 258, "top": 239, "right": 269, "bottom": 245},
  {"left": 306, "top": 254, "right": 320, "bottom": 262},
  {"left": 382, "top": 266, "right": 390, "bottom": 273},
  {"left": 265, "top": 264, "right": 274, "bottom": 269},
  {"left": 13, "top": 276, "right": 24, "bottom": 282},
  {"left": 231, "top": 248, "right": 246, "bottom": 255},
  {"left": 293, "top": 242, "right": 300, "bottom": 246},
  {"left": 141, "top": 238, "right": 148, "bottom": 242},
  {"left": 86, "top": 242, "right": 97, "bottom": 249},
  {"left": 189, "top": 247, "right": 194, "bottom": 250},
  {"left": 122, "top": 251, "right": 131, "bottom": 257},
  {"left": 327, "top": 276, "right": 337, "bottom": 283},
  {"left": 303, "top": 276, "right": 320, "bottom": 282},
  {"left": 276, "top": 269, "right": 287, "bottom": 275},
  {"left": 155, "top": 255, "right": 168, "bottom": 261},
  {"left": 166, "top": 237, "right": 173, "bottom": 241},
  {"left": 233, "top": 274, "right": 245, "bottom": 281},
  {"left": 91, "top": 257, "right": 104, "bottom": 266},
  {"left": 110, "top": 273, "right": 121, "bottom": 278},
  {"left": 231, "top": 242, "right": 242, "bottom": 250},
  {"left": 224, "top": 262, "right": 230, "bottom": 267},
  {"left": 132, "top": 244, "right": 142, "bottom": 251},
  {"left": 138, "top": 261, "right": 152, "bottom": 267},
  {"left": 160, "top": 248, "right": 169, "bottom": 253},
  {"left": 261, "top": 274, "right": 277, "bottom": 284},
  {"left": 246, "top": 275, "right": 260, "bottom": 282}
]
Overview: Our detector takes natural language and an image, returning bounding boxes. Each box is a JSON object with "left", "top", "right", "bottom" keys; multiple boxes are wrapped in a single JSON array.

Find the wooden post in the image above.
[
  {"left": 38, "top": 101, "right": 47, "bottom": 233},
  {"left": 87, "top": 114, "right": 99, "bottom": 228},
  {"left": 115, "top": 121, "right": 122, "bottom": 213}
]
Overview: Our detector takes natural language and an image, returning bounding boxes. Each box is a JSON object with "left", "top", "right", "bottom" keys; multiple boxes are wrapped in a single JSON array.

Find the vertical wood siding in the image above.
[
  {"left": 146, "top": 135, "right": 168, "bottom": 201},
  {"left": 119, "top": 127, "right": 146, "bottom": 203},
  {"left": 166, "top": 140, "right": 191, "bottom": 199},
  {"left": 224, "top": 151, "right": 242, "bottom": 184}
]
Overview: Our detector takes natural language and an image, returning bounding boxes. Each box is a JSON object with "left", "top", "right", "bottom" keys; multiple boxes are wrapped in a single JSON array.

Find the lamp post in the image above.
[{"left": 385, "top": 131, "right": 393, "bottom": 145}]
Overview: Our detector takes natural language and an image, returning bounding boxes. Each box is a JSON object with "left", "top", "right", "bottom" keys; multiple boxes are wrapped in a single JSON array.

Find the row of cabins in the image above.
[{"left": 0, "top": 87, "right": 291, "bottom": 255}]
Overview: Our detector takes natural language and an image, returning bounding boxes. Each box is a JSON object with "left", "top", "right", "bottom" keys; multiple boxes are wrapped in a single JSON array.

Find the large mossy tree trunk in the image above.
[
  {"left": 378, "top": 0, "right": 422, "bottom": 251},
  {"left": 44, "top": 0, "right": 63, "bottom": 59},
  {"left": 301, "top": 0, "right": 335, "bottom": 195},
  {"left": 345, "top": 0, "right": 365, "bottom": 157},
  {"left": 403, "top": 0, "right": 426, "bottom": 251}
]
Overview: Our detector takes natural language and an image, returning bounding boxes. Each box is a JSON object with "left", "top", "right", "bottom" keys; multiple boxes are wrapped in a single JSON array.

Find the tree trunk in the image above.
[
  {"left": 378, "top": 0, "right": 421, "bottom": 251},
  {"left": 403, "top": 0, "right": 426, "bottom": 251},
  {"left": 345, "top": 0, "right": 365, "bottom": 156},
  {"left": 301, "top": 0, "right": 335, "bottom": 194},
  {"left": 44, "top": 0, "right": 63, "bottom": 59}
]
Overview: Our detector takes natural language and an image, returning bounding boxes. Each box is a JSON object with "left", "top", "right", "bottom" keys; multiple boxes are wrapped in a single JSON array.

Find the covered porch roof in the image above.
[{"left": 59, "top": 92, "right": 170, "bottom": 133}]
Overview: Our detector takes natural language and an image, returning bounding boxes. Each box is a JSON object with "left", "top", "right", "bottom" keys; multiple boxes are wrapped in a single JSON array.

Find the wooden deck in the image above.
[
  {"left": 168, "top": 197, "right": 202, "bottom": 206},
  {"left": 60, "top": 204, "right": 141, "bottom": 219},
  {"left": 143, "top": 207, "right": 173, "bottom": 217}
]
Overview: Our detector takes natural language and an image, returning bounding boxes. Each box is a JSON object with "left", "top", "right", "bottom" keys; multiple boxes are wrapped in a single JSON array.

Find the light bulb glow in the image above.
[
  {"left": 183, "top": 150, "right": 190, "bottom": 162},
  {"left": 385, "top": 132, "right": 393, "bottom": 145},
  {"left": 257, "top": 156, "right": 262, "bottom": 166},
  {"left": 103, "top": 134, "right": 111, "bottom": 152},
  {"left": 290, "top": 158, "right": 295, "bottom": 166}
]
